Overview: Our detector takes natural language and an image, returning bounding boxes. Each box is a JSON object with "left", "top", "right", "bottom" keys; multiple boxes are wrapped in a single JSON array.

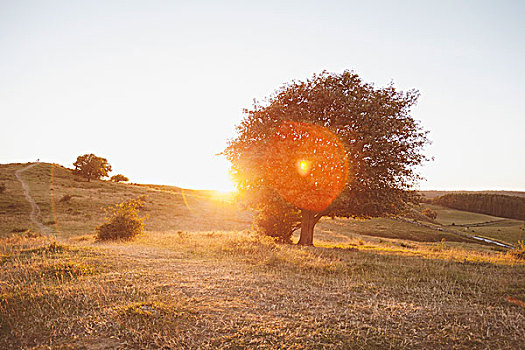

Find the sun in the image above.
[
  {"left": 297, "top": 159, "right": 311, "bottom": 176},
  {"left": 210, "top": 188, "right": 237, "bottom": 203}
]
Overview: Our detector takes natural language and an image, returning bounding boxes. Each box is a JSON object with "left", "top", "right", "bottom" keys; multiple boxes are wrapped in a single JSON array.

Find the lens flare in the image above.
[
  {"left": 297, "top": 160, "right": 311, "bottom": 176},
  {"left": 265, "top": 121, "right": 349, "bottom": 212}
]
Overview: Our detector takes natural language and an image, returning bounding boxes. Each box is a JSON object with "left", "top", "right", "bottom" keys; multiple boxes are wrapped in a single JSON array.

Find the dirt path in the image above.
[{"left": 14, "top": 163, "right": 48, "bottom": 233}]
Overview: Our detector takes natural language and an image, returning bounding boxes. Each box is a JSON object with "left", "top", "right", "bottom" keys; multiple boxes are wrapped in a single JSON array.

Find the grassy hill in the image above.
[
  {"left": 1, "top": 163, "right": 524, "bottom": 349},
  {"left": 0, "top": 162, "right": 252, "bottom": 237}
]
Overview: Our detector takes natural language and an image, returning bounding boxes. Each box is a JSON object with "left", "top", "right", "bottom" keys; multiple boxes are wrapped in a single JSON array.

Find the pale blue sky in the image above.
[{"left": 1, "top": 0, "right": 524, "bottom": 191}]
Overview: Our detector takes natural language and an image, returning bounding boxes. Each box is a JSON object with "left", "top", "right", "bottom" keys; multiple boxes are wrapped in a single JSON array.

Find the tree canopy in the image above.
[
  {"left": 224, "top": 70, "right": 430, "bottom": 245},
  {"left": 435, "top": 193, "right": 525, "bottom": 221},
  {"left": 73, "top": 154, "right": 112, "bottom": 182},
  {"left": 110, "top": 174, "right": 129, "bottom": 183}
]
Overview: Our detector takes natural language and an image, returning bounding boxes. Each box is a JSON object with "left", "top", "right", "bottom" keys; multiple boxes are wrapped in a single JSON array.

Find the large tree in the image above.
[
  {"left": 224, "top": 70, "right": 430, "bottom": 245},
  {"left": 73, "top": 154, "right": 112, "bottom": 182}
]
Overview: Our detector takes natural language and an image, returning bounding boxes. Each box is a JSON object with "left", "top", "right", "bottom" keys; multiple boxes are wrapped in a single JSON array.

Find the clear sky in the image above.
[{"left": 1, "top": 0, "right": 524, "bottom": 191}]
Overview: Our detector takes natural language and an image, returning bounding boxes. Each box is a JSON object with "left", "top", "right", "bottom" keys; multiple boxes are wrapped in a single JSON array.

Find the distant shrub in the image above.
[
  {"left": 400, "top": 242, "right": 415, "bottom": 249},
  {"left": 22, "top": 229, "right": 41, "bottom": 238},
  {"left": 420, "top": 196, "right": 432, "bottom": 204},
  {"left": 110, "top": 174, "right": 129, "bottom": 183},
  {"left": 177, "top": 230, "right": 189, "bottom": 240},
  {"left": 509, "top": 241, "right": 525, "bottom": 261},
  {"left": 96, "top": 196, "right": 147, "bottom": 240},
  {"left": 422, "top": 207, "right": 437, "bottom": 220},
  {"left": 0, "top": 183, "right": 5, "bottom": 193},
  {"left": 60, "top": 194, "right": 73, "bottom": 203}
]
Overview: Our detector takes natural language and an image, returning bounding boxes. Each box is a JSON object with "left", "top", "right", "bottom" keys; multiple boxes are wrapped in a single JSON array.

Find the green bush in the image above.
[
  {"left": 96, "top": 196, "right": 147, "bottom": 240},
  {"left": 254, "top": 198, "right": 300, "bottom": 244}
]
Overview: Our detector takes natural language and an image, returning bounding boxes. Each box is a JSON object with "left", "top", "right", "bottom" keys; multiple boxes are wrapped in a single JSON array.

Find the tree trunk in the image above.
[{"left": 297, "top": 209, "right": 321, "bottom": 246}]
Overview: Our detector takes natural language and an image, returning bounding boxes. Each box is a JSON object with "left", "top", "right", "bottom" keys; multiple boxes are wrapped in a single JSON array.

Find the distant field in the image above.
[
  {"left": 421, "top": 190, "right": 525, "bottom": 199},
  {"left": 317, "top": 216, "right": 473, "bottom": 243},
  {"left": 1, "top": 163, "right": 524, "bottom": 349},
  {"left": 428, "top": 204, "right": 503, "bottom": 225},
  {"left": 425, "top": 204, "right": 525, "bottom": 244},
  {"left": 471, "top": 221, "right": 525, "bottom": 245}
]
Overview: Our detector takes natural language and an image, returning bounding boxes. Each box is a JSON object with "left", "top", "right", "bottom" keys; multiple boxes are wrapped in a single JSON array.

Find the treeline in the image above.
[{"left": 434, "top": 193, "right": 525, "bottom": 221}]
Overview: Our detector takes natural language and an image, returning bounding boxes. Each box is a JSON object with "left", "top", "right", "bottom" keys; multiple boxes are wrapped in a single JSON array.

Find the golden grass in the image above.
[
  {"left": 1, "top": 232, "right": 524, "bottom": 349},
  {"left": 1, "top": 162, "right": 525, "bottom": 348}
]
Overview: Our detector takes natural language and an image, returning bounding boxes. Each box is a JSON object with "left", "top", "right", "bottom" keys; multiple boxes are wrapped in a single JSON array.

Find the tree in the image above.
[
  {"left": 110, "top": 174, "right": 129, "bottom": 183},
  {"left": 73, "top": 154, "right": 112, "bottom": 182},
  {"left": 422, "top": 207, "right": 437, "bottom": 220},
  {"left": 434, "top": 193, "right": 525, "bottom": 221},
  {"left": 224, "top": 70, "right": 430, "bottom": 245}
]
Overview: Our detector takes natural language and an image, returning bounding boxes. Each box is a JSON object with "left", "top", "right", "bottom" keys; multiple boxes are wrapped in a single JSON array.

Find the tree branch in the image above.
[{"left": 313, "top": 211, "right": 326, "bottom": 224}]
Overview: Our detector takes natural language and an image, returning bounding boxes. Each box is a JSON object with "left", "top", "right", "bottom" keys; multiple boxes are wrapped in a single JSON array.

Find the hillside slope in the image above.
[
  {"left": 2, "top": 162, "right": 523, "bottom": 246},
  {"left": 3, "top": 162, "right": 524, "bottom": 246},
  {"left": 1, "top": 162, "right": 524, "bottom": 349},
  {"left": 0, "top": 162, "right": 251, "bottom": 237}
]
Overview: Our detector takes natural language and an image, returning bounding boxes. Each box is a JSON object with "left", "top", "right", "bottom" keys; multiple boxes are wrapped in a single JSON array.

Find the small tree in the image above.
[
  {"left": 110, "top": 174, "right": 129, "bottom": 183},
  {"left": 96, "top": 196, "right": 147, "bottom": 240},
  {"left": 422, "top": 207, "right": 437, "bottom": 220},
  {"left": 254, "top": 192, "right": 301, "bottom": 243},
  {"left": 73, "top": 154, "right": 112, "bottom": 182}
]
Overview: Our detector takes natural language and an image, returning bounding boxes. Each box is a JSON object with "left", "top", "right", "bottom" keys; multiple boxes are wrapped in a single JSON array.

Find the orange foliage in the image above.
[{"left": 265, "top": 122, "right": 349, "bottom": 212}]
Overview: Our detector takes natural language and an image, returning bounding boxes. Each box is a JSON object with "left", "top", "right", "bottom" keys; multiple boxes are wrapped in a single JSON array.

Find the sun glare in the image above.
[
  {"left": 266, "top": 121, "right": 349, "bottom": 212},
  {"left": 211, "top": 188, "right": 237, "bottom": 203},
  {"left": 297, "top": 159, "right": 311, "bottom": 176}
]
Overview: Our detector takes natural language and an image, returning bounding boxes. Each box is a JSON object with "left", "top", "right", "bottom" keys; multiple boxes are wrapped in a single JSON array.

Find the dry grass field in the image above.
[
  {"left": 425, "top": 204, "right": 525, "bottom": 245},
  {"left": 1, "top": 163, "right": 524, "bottom": 349}
]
